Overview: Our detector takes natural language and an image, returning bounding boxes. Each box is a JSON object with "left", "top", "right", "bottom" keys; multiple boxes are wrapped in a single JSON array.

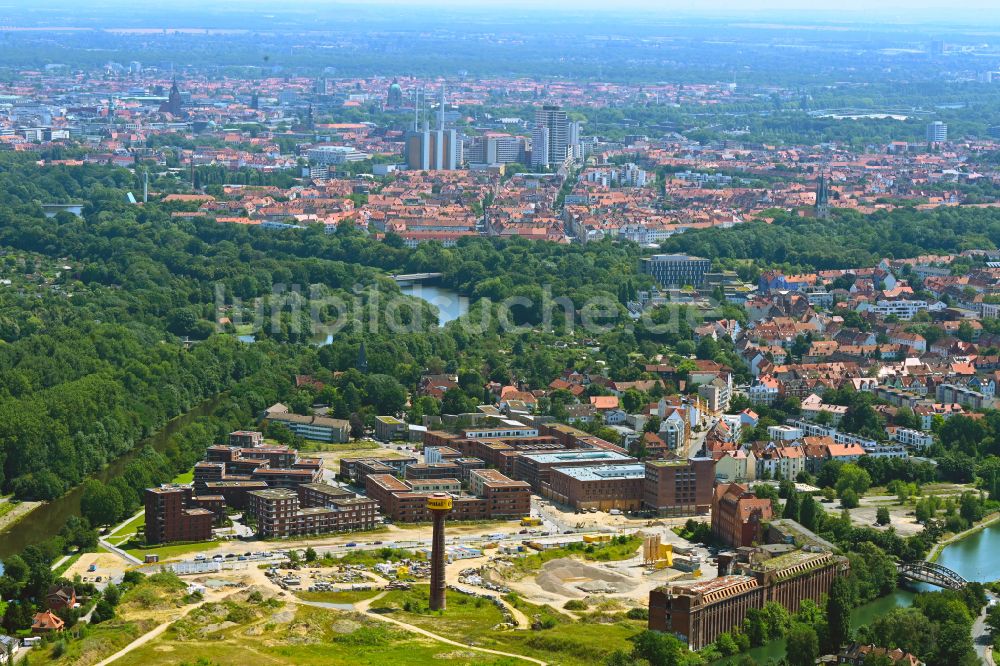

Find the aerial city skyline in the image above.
[{"left": 0, "top": 5, "right": 998, "bottom": 666}]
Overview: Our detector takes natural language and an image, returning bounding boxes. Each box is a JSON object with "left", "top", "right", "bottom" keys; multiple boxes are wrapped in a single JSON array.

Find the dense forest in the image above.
[{"left": 0, "top": 157, "right": 654, "bottom": 501}]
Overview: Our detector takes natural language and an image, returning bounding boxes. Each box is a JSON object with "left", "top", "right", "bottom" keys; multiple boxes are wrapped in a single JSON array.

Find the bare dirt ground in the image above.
[
  {"left": 66, "top": 551, "right": 129, "bottom": 584},
  {"left": 312, "top": 446, "right": 412, "bottom": 472},
  {"left": 845, "top": 499, "right": 925, "bottom": 536},
  {"left": 493, "top": 526, "right": 718, "bottom": 611},
  {"left": 842, "top": 487, "right": 967, "bottom": 537},
  {"left": 535, "top": 558, "right": 636, "bottom": 597}
]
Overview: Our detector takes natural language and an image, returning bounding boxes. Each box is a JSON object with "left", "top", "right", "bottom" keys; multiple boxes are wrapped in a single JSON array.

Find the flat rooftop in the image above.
[
  {"left": 409, "top": 479, "right": 462, "bottom": 487},
  {"left": 520, "top": 449, "right": 632, "bottom": 464},
  {"left": 552, "top": 463, "right": 646, "bottom": 481},
  {"left": 646, "top": 253, "right": 706, "bottom": 262},
  {"left": 248, "top": 488, "right": 297, "bottom": 499},
  {"left": 754, "top": 549, "right": 827, "bottom": 572}
]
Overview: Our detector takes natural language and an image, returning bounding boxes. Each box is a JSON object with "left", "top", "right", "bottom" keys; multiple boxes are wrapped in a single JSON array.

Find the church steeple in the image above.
[
  {"left": 815, "top": 173, "right": 831, "bottom": 219},
  {"left": 159, "top": 76, "right": 184, "bottom": 116}
]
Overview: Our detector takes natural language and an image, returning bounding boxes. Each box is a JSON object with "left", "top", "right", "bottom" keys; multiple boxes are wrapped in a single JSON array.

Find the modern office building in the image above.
[
  {"left": 338, "top": 455, "right": 417, "bottom": 483},
  {"left": 465, "top": 134, "right": 528, "bottom": 165},
  {"left": 641, "top": 254, "right": 711, "bottom": 288},
  {"left": 374, "top": 415, "right": 407, "bottom": 442},
  {"left": 547, "top": 463, "right": 647, "bottom": 511},
  {"left": 926, "top": 121, "right": 947, "bottom": 143},
  {"left": 405, "top": 462, "right": 464, "bottom": 481},
  {"left": 642, "top": 458, "right": 715, "bottom": 516},
  {"left": 229, "top": 430, "right": 264, "bottom": 448},
  {"left": 469, "top": 468, "right": 532, "bottom": 517},
  {"left": 263, "top": 404, "right": 350, "bottom": 442},
  {"left": 364, "top": 469, "right": 529, "bottom": 522},
  {"left": 936, "top": 383, "right": 994, "bottom": 410},
  {"left": 513, "top": 449, "right": 637, "bottom": 491},
  {"left": 307, "top": 145, "right": 371, "bottom": 165},
  {"left": 530, "top": 105, "right": 578, "bottom": 168},
  {"left": 297, "top": 481, "right": 355, "bottom": 508}
]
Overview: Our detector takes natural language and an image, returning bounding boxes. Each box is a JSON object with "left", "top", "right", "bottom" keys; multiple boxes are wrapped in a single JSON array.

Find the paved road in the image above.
[
  {"left": 50, "top": 553, "right": 72, "bottom": 571},
  {"left": 99, "top": 539, "right": 143, "bottom": 566},
  {"left": 106, "top": 510, "right": 144, "bottom": 539},
  {"left": 974, "top": 597, "right": 996, "bottom": 666}
]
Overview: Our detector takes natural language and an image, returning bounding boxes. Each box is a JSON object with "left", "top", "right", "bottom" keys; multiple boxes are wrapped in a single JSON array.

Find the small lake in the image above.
[{"left": 400, "top": 284, "right": 469, "bottom": 327}]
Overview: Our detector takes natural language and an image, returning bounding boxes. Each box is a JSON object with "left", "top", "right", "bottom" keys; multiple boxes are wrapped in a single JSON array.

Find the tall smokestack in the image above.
[
  {"left": 427, "top": 493, "right": 452, "bottom": 611},
  {"left": 439, "top": 83, "right": 446, "bottom": 131}
]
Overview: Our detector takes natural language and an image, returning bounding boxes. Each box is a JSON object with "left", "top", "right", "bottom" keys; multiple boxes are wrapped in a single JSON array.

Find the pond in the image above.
[{"left": 399, "top": 283, "right": 469, "bottom": 327}]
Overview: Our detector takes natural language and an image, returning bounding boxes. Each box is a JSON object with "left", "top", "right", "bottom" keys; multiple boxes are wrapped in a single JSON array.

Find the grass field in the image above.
[
  {"left": 53, "top": 552, "right": 83, "bottom": 577},
  {"left": 372, "top": 585, "right": 643, "bottom": 666},
  {"left": 295, "top": 589, "right": 384, "bottom": 605},
  {"left": 110, "top": 601, "right": 515, "bottom": 666},
  {"left": 300, "top": 440, "right": 382, "bottom": 453},
  {"left": 171, "top": 468, "right": 194, "bottom": 484},
  {"left": 123, "top": 539, "right": 217, "bottom": 561},
  {"left": 36, "top": 618, "right": 159, "bottom": 666},
  {"left": 372, "top": 586, "right": 509, "bottom": 644},
  {"left": 108, "top": 512, "right": 146, "bottom": 545},
  {"left": 510, "top": 536, "right": 642, "bottom": 575}
]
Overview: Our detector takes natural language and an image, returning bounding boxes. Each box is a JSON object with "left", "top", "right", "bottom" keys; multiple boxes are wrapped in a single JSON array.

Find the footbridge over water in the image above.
[
  {"left": 391, "top": 272, "right": 444, "bottom": 286},
  {"left": 897, "top": 561, "right": 967, "bottom": 590}
]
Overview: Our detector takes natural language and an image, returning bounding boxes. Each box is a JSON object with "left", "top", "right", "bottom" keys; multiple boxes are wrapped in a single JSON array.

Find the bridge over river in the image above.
[
  {"left": 390, "top": 272, "right": 443, "bottom": 286},
  {"left": 897, "top": 561, "right": 968, "bottom": 590}
]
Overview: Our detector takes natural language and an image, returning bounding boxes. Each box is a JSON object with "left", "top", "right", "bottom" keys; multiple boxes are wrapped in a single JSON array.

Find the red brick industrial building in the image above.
[
  {"left": 649, "top": 548, "right": 848, "bottom": 650},
  {"left": 711, "top": 483, "right": 774, "bottom": 548}
]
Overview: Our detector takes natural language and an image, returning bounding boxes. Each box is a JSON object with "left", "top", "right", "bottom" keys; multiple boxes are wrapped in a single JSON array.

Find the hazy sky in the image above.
[
  {"left": 19, "top": 0, "right": 1000, "bottom": 25},
  {"left": 382, "top": 0, "right": 999, "bottom": 21}
]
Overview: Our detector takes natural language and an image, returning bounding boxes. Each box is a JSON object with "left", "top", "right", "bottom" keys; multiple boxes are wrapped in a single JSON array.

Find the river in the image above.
[
  {"left": 719, "top": 521, "right": 1000, "bottom": 664},
  {"left": 400, "top": 283, "right": 468, "bottom": 327},
  {"left": 0, "top": 396, "right": 223, "bottom": 561},
  {"left": 933, "top": 520, "right": 1000, "bottom": 583}
]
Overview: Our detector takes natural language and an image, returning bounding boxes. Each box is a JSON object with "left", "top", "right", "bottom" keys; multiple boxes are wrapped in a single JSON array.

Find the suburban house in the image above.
[
  {"left": 45, "top": 585, "right": 76, "bottom": 611},
  {"left": 31, "top": 611, "right": 65, "bottom": 633}
]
